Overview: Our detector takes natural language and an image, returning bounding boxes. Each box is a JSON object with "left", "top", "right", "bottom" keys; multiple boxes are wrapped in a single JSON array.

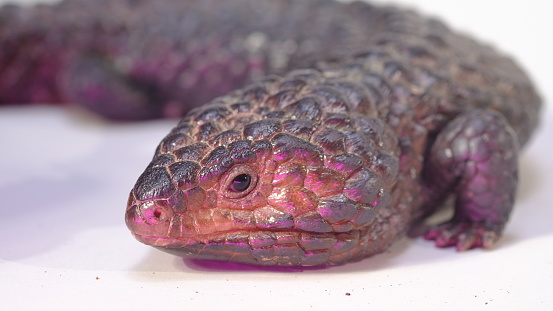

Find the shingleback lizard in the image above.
[{"left": 0, "top": 0, "right": 541, "bottom": 266}]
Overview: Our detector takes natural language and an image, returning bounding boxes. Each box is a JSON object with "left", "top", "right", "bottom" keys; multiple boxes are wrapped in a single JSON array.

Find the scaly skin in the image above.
[{"left": 1, "top": 0, "right": 541, "bottom": 266}]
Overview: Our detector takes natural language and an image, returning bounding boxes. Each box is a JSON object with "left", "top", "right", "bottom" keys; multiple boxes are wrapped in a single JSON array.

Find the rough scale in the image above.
[{"left": 0, "top": 0, "right": 541, "bottom": 266}]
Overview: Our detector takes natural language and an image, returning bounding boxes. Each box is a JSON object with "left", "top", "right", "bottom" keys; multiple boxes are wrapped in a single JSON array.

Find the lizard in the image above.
[{"left": 0, "top": 0, "right": 541, "bottom": 266}]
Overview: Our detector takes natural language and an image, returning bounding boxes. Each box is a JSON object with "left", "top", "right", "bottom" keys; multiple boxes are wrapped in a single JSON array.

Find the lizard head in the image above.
[{"left": 125, "top": 70, "right": 399, "bottom": 266}]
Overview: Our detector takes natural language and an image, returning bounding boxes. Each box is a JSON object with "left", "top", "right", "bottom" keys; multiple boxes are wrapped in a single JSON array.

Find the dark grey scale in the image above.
[
  {"left": 350, "top": 204, "right": 377, "bottom": 227},
  {"left": 317, "top": 195, "right": 359, "bottom": 224},
  {"left": 160, "top": 133, "right": 191, "bottom": 153},
  {"left": 294, "top": 211, "right": 332, "bottom": 233},
  {"left": 201, "top": 146, "right": 231, "bottom": 167},
  {"left": 309, "top": 86, "right": 352, "bottom": 114},
  {"left": 284, "top": 97, "right": 323, "bottom": 121},
  {"left": 227, "top": 140, "right": 257, "bottom": 163},
  {"left": 324, "top": 153, "right": 364, "bottom": 179},
  {"left": 209, "top": 130, "right": 243, "bottom": 147},
  {"left": 133, "top": 167, "right": 175, "bottom": 201},
  {"left": 271, "top": 133, "right": 323, "bottom": 164},
  {"left": 343, "top": 168, "right": 383, "bottom": 205},
  {"left": 299, "top": 233, "right": 337, "bottom": 251},
  {"left": 281, "top": 119, "right": 317, "bottom": 140},
  {"left": 170, "top": 142, "right": 208, "bottom": 162},
  {"left": 243, "top": 119, "right": 282, "bottom": 140},
  {"left": 321, "top": 113, "right": 352, "bottom": 129},
  {"left": 225, "top": 233, "right": 252, "bottom": 254},
  {"left": 312, "top": 127, "right": 347, "bottom": 154},
  {"left": 170, "top": 121, "right": 195, "bottom": 135},
  {"left": 249, "top": 231, "right": 278, "bottom": 248},
  {"left": 371, "top": 151, "right": 400, "bottom": 186},
  {"left": 279, "top": 78, "right": 309, "bottom": 92},
  {"left": 264, "top": 110, "right": 287, "bottom": 119},
  {"left": 241, "top": 85, "right": 271, "bottom": 105},
  {"left": 229, "top": 101, "right": 253, "bottom": 113},
  {"left": 352, "top": 116, "right": 386, "bottom": 138},
  {"left": 266, "top": 90, "right": 300, "bottom": 110},
  {"left": 331, "top": 231, "right": 360, "bottom": 255},
  {"left": 321, "top": 82, "right": 377, "bottom": 116},
  {"left": 343, "top": 130, "right": 379, "bottom": 165},
  {"left": 194, "top": 122, "right": 222, "bottom": 142},
  {"left": 194, "top": 105, "right": 232, "bottom": 123},
  {"left": 167, "top": 161, "right": 201, "bottom": 190},
  {"left": 250, "top": 140, "right": 273, "bottom": 157}
]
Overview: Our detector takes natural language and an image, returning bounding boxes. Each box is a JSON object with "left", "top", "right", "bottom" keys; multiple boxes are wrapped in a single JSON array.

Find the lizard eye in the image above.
[
  {"left": 222, "top": 165, "right": 258, "bottom": 199},
  {"left": 230, "top": 174, "right": 251, "bottom": 192}
]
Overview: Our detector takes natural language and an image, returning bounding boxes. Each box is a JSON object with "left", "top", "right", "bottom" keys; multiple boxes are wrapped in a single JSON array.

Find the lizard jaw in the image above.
[{"left": 132, "top": 229, "right": 363, "bottom": 266}]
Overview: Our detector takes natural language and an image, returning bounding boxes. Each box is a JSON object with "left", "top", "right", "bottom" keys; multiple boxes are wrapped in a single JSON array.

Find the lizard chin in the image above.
[{"left": 131, "top": 229, "right": 366, "bottom": 266}]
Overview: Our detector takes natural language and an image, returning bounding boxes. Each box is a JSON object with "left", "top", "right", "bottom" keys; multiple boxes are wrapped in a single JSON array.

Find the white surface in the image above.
[{"left": 1, "top": 0, "right": 552, "bottom": 310}]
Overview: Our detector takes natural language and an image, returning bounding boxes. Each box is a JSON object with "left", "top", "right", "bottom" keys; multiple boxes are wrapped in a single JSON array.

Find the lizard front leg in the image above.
[{"left": 423, "top": 109, "right": 519, "bottom": 251}]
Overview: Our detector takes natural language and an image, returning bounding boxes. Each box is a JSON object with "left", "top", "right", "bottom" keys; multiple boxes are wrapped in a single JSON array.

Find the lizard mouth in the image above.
[{"left": 132, "top": 229, "right": 362, "bottom": 266}]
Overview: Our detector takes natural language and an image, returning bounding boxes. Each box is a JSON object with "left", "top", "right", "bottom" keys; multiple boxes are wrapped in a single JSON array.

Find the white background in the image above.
[{"left": 1, "top": 0, "right": 552, "bottom": 310}]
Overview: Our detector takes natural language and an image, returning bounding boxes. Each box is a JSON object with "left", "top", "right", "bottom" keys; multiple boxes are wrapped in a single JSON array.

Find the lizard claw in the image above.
[{"left": 424, "top": 221, "right": 501, "bottom": 251}]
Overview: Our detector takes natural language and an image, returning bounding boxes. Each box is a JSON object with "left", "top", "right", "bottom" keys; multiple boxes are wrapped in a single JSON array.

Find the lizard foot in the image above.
[{"left": 424, "top": 221, "right": 502, "bottom": 251}]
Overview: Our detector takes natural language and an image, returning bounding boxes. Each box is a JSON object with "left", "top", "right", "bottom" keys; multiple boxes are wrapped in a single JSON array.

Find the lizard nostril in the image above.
[
  {"left": 153, "top": 208, "right": 163, "bottom": 219},
  {"left": 138, "top": 201, "right": 172, "bottom": 224}
]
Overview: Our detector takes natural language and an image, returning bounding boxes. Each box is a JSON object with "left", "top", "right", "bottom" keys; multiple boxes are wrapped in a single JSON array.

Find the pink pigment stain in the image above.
[
  {"left": 295, "top": 150, "right": 309, "bottom": 158},
  {"left": 343, "top": 189, "right": 362, "bottom": 201},
  {"left": 273, "top": 152, "right": 288, "bottom": 162},
  {"left": 330, "top": 162, "right": 346, "bottom": 171}
]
